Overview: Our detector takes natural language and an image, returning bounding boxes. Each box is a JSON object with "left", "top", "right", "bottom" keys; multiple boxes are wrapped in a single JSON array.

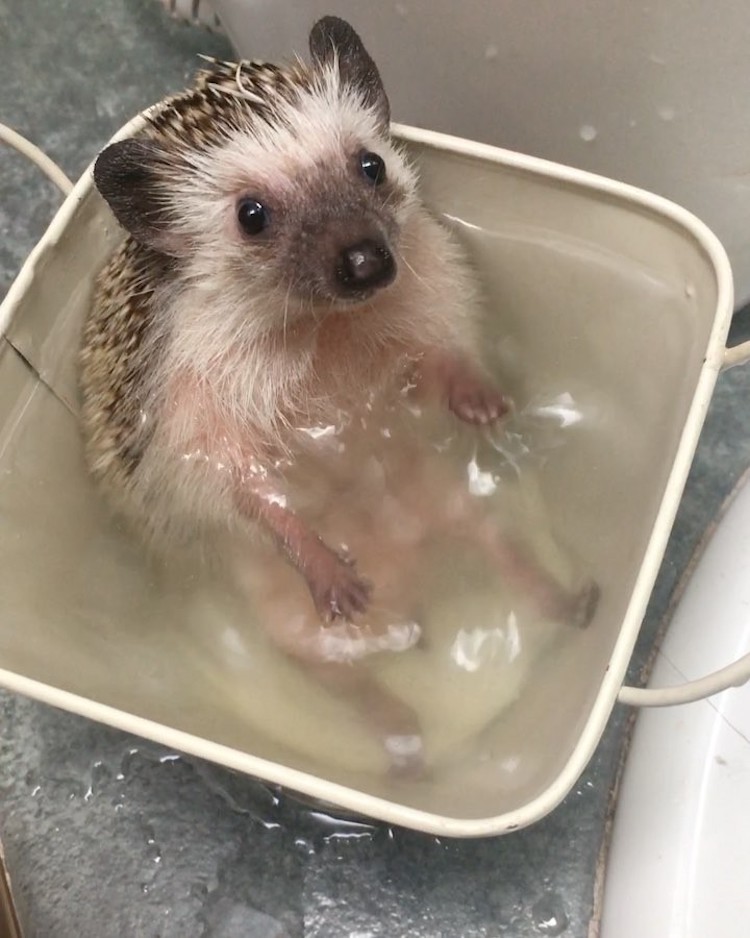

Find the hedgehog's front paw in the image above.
[
  {"left": 569, "top": 579, "right": 600, "bottom": 629},
  {"left": 305, "top": 545, "right": 372, "bottom": 623},
  {"left": 448, "top": 374, "right": 509, "bottom": 426},
  {"left": 545, "top": 579, "right": 600, "bottom": 629}
]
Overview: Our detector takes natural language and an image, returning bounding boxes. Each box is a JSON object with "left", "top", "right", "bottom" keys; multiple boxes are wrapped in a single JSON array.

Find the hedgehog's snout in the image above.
[
  {"left": 336, "top": 238, "right": 395, "bottom": 293},
  {"left": 291, "top": 209, "right": 399, "bottom": 305}
]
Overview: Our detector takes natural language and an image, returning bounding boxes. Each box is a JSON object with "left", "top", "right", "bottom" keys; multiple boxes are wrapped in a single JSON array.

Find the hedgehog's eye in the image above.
[
  {"left": 360, "top": 151, "right": 386, "bottom": 186},
  {"left": 237, "top": 198, "right": 268, "bottom": 235}
]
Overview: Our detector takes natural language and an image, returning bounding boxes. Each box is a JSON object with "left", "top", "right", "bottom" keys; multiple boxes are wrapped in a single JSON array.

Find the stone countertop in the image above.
[{"left": 2, "top": 2, "right": 750, "bottom": 935}]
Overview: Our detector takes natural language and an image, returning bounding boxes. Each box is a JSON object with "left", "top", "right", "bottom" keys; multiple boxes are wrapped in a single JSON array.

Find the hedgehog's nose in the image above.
[{"left": 337, "top": 239, "right": 396, "bottom": 291}]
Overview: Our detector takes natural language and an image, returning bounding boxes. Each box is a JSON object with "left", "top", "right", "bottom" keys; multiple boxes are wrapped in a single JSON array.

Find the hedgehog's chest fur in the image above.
[{"left": 80, "top": 236, "right": 416, "bottom": 494}]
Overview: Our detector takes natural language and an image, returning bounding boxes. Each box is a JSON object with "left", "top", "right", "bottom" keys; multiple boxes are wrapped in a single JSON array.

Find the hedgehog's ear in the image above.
[
  {"left": 309, "top": 16, "right": 390, "bottom": 130},
  {"left": 94, "top": 138, "right": 185, "bottom": 256}
]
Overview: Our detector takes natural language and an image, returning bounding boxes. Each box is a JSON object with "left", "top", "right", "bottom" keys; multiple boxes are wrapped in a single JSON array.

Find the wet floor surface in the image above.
[{"left": 2, "top": 1, "right": 750, "bottom": 935}]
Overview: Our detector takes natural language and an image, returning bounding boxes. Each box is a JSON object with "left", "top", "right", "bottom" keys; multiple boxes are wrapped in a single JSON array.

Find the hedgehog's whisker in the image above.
[
  {"left": 310, "top": 301, "right": 322, "bottom": 329},
  {"left": 399, "top": 252, "right": 433, "bottom": 293},
  {"left": 282, "top": 281, "right": 292, "bottom": 349}
]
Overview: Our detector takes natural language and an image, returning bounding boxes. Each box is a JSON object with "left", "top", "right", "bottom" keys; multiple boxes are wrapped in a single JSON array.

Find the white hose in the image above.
[
  {"left": 0, "top": 122, "right": 73, "bottom": 197},
  {"left": 619, "top": 651, "right": 750, "bottom": 707}
]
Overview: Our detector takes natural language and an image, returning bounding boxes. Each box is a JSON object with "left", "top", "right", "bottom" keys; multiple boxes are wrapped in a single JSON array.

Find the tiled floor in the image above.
[{"left": 2, "top": 1, "right": 750, "bottom": 935}]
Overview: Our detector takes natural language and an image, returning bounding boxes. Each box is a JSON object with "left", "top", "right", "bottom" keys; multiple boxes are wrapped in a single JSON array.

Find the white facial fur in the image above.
[{"left": 158, "top": 62, "right": 420, "bottom": 315}]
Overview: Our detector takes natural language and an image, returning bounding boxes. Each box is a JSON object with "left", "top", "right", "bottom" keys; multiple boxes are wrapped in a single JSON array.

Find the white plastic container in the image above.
[{"left": 0, "top": 112, "right": 748, "bottom": 837}]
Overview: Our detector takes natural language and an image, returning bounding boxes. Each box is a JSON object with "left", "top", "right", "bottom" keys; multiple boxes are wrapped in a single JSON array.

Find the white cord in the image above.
[
  {"left": 0, "top": 122, "right": 74, "bottom": 197},
  {"left": 723, "top": 341, "right": 750, "bottom": 370},
  {"left": 619, "top": 650, "right": 750, "bottom": 707}
]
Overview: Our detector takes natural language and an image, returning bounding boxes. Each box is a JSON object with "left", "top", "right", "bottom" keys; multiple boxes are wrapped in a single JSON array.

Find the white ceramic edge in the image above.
[{"left": 0, "top": 114, "right": 734, "bottom": 838}]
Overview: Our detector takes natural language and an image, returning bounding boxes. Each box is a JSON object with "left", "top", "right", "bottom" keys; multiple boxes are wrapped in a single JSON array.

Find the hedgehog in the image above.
[{"left": 80, "top": 16, "right": 596, "bottom": 773}]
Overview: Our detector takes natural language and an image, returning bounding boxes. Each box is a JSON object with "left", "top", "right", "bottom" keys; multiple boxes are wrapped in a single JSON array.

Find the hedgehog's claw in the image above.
[{"left": 304, "top": 546, "right": 372, "bottom": 623}]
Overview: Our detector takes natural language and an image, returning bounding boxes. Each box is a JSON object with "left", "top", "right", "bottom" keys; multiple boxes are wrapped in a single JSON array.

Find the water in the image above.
[
  {"left": 10, "top": 698, "right": 596, "bottom": 937},
  {"left": 0, "top": 333, "right": 593, "bottom": 791},
  {"left": 0, "top": 180, "right": 703, "bottom": 825},
  {"left": 0, "top": 184, "right": 697, "bottom": 929}
]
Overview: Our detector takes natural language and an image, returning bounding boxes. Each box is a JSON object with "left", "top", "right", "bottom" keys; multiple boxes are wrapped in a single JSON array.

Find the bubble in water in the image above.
[
  {"left": 532, "top": 893, "right": 569, "bottom": 935},
  {"left": 395, "top": 2, "right": 408, "bottom": 16},
  {"left": 467, "top": 456, "right": 497, "bottom": 496},
  {"left": 294, "top": 836, "right": 316, "bottom": 856},
  {"left": 658, "top": 106, "right": 676, "bottom": 121},
  {"left": 500, "top": 754, "right": 521, "bottom": 774},
  {"left": 158, "top": 753, "right": 181, "bottom": 764},
  {"left": 525, "top": 392, "right": 583, "bottom": 428},
  {"left": 685, "top": 282, "right": 696, "bottom": 298},
  {"left": 648, "top": 52, "right": 666, "bottom": 65},
  {"left": 579, "top": 125, "right": 597, "bottom": 142},
  {"left": 485, "top": 44, "right": 499, "bottom": 61}
]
